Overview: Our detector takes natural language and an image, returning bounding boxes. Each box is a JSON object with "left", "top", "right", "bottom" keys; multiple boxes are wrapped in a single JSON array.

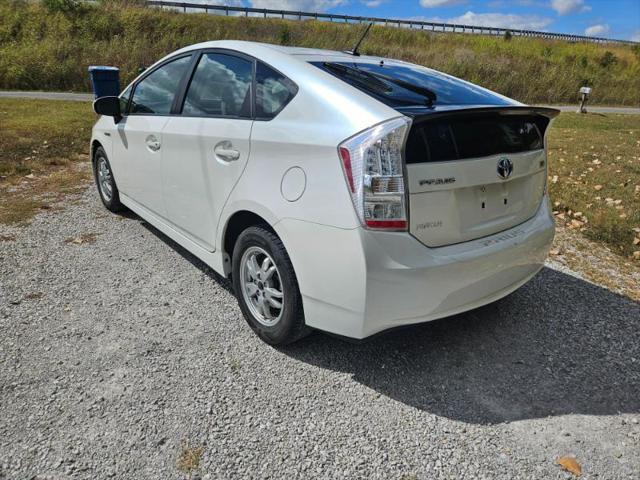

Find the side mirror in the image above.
[{"left": 93, "top": 96, "right": 122, "bottom": 123}]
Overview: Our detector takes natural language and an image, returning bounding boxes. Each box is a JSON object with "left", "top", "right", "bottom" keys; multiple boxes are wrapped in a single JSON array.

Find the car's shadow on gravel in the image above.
[
  {"left": 137, "top": 218, "right": 235, "bottom": 295},
  {"left": 136, "top": 217, "right": 639, "bottom": 425},
  {"left": 283, "top": 268, "right": 640, "bottom": 424}
]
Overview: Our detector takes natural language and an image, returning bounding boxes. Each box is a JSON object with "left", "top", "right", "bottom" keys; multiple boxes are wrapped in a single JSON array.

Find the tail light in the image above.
[{"left": 338, "top": 117, "right": 411, "bottom": 231}]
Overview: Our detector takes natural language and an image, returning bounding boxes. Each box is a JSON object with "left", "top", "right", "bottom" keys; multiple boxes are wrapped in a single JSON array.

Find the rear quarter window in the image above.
[{"left": 255, "top": 62, "right": 298, "bottom": 120}]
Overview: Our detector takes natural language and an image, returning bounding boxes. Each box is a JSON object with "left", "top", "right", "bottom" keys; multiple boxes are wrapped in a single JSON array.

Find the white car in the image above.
[{"left": 91, "top": 40, "right": 558, "bottom": 344}]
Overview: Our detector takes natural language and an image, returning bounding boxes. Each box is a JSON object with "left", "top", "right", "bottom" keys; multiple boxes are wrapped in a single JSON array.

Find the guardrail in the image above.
[{"left": 145, "top": 0, "right": 637, "bottom": 46}]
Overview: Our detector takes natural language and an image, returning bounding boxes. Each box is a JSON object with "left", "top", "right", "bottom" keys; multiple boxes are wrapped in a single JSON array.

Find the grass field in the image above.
[
  {"left": 1, "top": 0, "right": 639, "bottom": 106},
  {"left": 0, "top": 98, "right": 93, "bottom": 223},
  {"left": 548, "top": 113, "right": 640, "bottom": 258}
]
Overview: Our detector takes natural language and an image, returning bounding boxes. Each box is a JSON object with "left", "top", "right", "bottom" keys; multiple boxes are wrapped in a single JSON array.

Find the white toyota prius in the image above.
[{"left": 90, "top": 40, "right": 559, "bottom": 344}]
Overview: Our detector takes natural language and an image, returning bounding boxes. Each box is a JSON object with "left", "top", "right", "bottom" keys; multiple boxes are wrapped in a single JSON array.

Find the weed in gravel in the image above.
[
  {"left": 23, "top": 292, "right": 44, "bottom": 300},
  {"left": 65, "top": 233, "right": 99, "bottom": 245},
  {"left": 177, "top": 441, "right": 204, "bottom": 475},
  {"left": 228, "top": 358, "right": 242, "bottom": 373}
]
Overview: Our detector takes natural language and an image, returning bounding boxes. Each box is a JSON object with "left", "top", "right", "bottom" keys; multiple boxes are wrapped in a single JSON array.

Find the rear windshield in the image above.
[
  {"left": 310, "top": 61, "right": 513, "bottom": 108},
  {"left": 406, "top": 115, "right": 546, "bottom": 164}
]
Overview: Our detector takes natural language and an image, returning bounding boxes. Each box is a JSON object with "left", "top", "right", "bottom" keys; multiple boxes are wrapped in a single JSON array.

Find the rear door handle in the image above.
[
  {"left": 214, "top": 141, "right": 240, "bottom": 162},
  {"left": 145, "top": 134, "right": 161, "bottom": 152}
]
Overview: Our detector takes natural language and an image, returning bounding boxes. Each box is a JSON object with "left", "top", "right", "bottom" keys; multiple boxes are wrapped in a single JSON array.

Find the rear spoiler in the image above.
[{"left": 401, "top": 105, "right": 561, "bottom": 123}]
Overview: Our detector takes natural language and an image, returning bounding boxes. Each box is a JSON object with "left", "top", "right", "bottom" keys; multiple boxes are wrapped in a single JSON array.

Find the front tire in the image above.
[
  {"left": 93, "top": 146, "right": 124, "bottom": 213},
  {"left": 232, "top": 226, "right": 309, "bottom": 345}
]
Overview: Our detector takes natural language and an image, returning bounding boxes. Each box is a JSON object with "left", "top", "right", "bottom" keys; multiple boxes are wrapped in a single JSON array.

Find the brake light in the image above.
[
  {"left": 339, "top": 147, "right": 355, "bottom": 192},
  {"left": 338, "top": 117, "right": 411, "bottom": 231}
]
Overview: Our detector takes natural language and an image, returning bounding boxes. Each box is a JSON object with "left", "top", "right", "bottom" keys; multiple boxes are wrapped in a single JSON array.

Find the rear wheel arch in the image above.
[
  {"left": 223, "top": 211, "right": 277, "bottom": 275},
  {"left": 231, "top": 224, "right": 310, "bottom": 344}
]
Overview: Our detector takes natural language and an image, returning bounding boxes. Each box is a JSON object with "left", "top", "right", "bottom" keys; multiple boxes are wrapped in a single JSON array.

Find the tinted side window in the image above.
[
  {"left": 256, "top": 62, "right": 297, "bottom": 119},
  {"left": 183, "top": 53, "right": 252, "bottom": 118},
  {"left": 119, "top": 85, "right": 132, "bottom": 114},
  {"left": 130, "top": 55, "right": 192, "bottom": 115}
]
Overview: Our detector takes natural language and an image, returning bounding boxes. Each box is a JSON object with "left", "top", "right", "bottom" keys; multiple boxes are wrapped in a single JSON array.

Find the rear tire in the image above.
[
  {"left": 232, "top": 226, "right": 310, "bottom": 345},
  {"left": 93, "top": 146, "right": 124, "bottom": 213}
]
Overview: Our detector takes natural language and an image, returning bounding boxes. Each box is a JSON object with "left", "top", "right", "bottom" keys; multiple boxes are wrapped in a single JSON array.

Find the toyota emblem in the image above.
[{"left": 497, "top": 157, "right": 513, "bottom": 179}]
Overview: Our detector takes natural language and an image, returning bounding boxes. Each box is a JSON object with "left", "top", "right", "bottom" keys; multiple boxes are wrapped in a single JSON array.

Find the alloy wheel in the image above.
[
  {"left": 97, "top": 155, "right": 113, "bottom": 202},
  {"left": 239, "top": 246, "right": 284, "bottom": 327}
]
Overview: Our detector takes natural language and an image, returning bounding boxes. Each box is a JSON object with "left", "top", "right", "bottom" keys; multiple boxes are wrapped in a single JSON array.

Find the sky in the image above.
[{"left": 206, "top": 0, "right": 640, "bottom": 41}]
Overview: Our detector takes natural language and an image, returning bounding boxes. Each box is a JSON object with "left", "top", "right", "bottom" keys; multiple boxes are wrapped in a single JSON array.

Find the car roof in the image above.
[{"left": 176, "top": 40, "right": 394, "bottom": 63}]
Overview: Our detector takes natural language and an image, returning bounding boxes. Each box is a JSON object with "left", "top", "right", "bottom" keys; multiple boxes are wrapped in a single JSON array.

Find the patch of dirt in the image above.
[
  {"left": 64, "top": 232, "right": 99, "bottom": 245},
  {"left": 0, "top": 160, "right": 91, "bottom": 225},
  {"left": 549, "top": 221, "right": 640, "bottom": 302},
  {"left": 23, "top": 292, "right": 44, "bottom": 300}
]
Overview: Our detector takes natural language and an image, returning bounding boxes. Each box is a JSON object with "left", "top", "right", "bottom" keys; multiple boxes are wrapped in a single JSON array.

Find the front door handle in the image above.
[
  {"left": 146, "top": 134, "right": 161, "bottom": 152},
  {"left": 214, "top": 141, "right": 240, "bottom": 162}
]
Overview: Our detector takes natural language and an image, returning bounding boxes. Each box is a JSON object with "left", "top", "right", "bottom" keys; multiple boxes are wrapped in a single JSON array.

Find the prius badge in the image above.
[{"left": 497, "top": 157, "right": 513, "bottom": 180}]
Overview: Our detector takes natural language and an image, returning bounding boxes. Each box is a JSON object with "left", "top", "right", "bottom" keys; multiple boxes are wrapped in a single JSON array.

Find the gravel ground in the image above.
[{"left": 1, "top": 187, "right": 639, "bottom": 480}]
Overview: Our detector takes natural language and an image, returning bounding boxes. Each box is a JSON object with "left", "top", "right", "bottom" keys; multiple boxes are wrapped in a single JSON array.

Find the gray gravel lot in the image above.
[{"left": 1, "top": 187, "right": 639, "bottom": 479}]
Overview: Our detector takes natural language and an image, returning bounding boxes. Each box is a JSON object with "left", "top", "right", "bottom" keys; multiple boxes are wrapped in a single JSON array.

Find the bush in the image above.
[
  {"left": 278, "top": 24, "right": 291, "bottom": 45},
  {"left": 503, "top": 30, "right": 512, "bottom": 41},
  {"left": 598, "top": 51, "right": 618, "bottom": 68}
]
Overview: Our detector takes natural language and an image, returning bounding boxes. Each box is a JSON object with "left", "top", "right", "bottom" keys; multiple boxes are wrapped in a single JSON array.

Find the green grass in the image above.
[
  {"left": 1, "top": 0, "right": 639, "bottom": 105},
  {"left": 547, "top": 113, "right": 640, "bottom": 258},
  {"left": 0, "top": 98, "right": 93, "bottom": 178},
  {"left": 0, "top": 97, "right": 93, "bottom": 223}
]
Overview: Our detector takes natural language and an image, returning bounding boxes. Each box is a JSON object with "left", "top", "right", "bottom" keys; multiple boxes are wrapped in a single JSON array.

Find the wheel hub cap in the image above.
[
  {"left": 97, "top": 156, "right": 113, "bottom": 202},
  {"left": 239, "top": 246, "right": 284, "bottom": 327}
]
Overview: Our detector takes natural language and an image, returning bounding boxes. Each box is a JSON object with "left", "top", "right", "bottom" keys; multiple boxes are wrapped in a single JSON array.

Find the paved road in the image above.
[
  {"left": 1, "top": 91, "right": 639, "bottom": 114},
  {"left": 1, "top": 186, "right": 639, "bottom": 479},
  {"left": 0, "top": 91, "right": 94, "bottom": 102},
  {"left": 537, "top": 104, "right": 640, "bottom": 114}
]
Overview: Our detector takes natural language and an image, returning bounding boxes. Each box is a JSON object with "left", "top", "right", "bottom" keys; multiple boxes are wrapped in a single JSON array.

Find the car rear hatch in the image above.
[{"left": 403, "top": 106, "right": 559, "bottom": 247}]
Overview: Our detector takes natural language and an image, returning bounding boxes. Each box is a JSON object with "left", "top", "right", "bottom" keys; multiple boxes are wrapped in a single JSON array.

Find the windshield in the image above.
[{"left": 310, "top": 61, "right": 514, "bottom": 108}]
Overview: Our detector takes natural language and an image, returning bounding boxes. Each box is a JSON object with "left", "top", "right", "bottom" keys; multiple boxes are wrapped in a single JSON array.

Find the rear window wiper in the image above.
[
  {"left": 323, "top": 62, "right": 436, "bottom": 107},
  {"left": 322, "top": 62, "right": 392, "bottom": 96},
  {"left": 365, "top": 71, "right": 437, "bottom": 107}
]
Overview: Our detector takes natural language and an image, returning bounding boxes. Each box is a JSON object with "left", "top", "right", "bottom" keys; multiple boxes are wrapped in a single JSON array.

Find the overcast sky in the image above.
[{"left": 201, "top": 0, "right": 640, "bottom": 41}]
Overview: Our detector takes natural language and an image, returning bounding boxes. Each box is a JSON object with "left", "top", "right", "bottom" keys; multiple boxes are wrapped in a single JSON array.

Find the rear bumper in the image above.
[
  {"left": 277, "top": 197, "right": 555, "bottom": 339},
  {"left": 357, "top": 197, "right": 555, "bottom": 338}
]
